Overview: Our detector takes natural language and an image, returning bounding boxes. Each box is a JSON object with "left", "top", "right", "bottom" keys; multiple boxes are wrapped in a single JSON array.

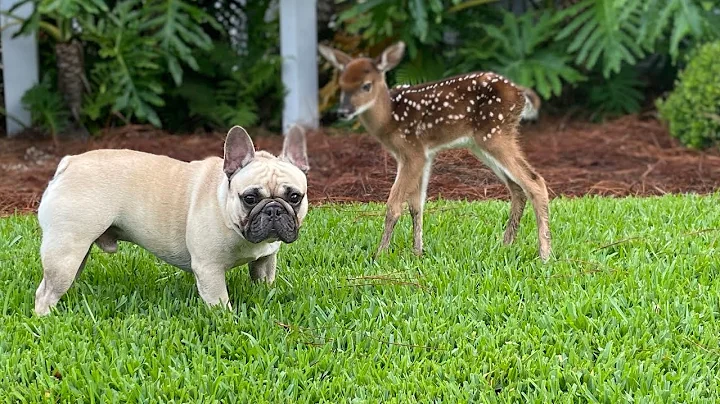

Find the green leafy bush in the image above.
[
  {"left": 656, "top": 41, "right": 720, "bottom": 149},
  {"left": 3, "top": 0, "right": 284, "bottom": 134},
  {"left": 161, "top": 0, "right": 285, "bottom": 131},
  {"left": 21, "top": 73, "right": 70, "bottom": 141}
]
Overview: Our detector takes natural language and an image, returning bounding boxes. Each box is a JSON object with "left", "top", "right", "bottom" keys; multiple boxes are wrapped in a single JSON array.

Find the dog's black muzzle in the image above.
[{"left": 244, "top": 199, "right": 299, "bottom": 244}]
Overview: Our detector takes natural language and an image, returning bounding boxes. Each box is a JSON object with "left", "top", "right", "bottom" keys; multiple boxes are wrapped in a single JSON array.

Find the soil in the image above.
[{"left": 1, "top": 115, "right": 719, "bottom": 217}]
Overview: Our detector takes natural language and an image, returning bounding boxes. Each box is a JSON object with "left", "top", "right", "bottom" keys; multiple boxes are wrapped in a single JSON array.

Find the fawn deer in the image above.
[{"left": 318, "top": 41, "right": 552, "bottom": 262}]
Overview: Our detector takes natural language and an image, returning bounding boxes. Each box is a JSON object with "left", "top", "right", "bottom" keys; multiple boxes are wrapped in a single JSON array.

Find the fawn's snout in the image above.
[{"left": 337, "top": 92, "right": 355, "bottom": 120}]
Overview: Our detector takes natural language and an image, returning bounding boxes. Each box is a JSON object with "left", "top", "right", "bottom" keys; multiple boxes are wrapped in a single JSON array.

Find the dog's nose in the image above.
[{"left": 264, "top": 202, "right": 284, "bottom": 218}]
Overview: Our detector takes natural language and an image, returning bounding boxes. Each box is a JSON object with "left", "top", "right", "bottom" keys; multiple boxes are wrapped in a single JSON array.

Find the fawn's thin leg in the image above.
[
  {"left": 407, "top": 159, "right": 433, "bottom": 256},
  {"left": 470, "top": 147, "right": 527, "bottom": 245},
  {"left": 503, "top": 180, "right": 527, "bottom": 245},
  {"left": 376, "top": 158, "right": 426, "bottom": 258},
  {"left": 476, "top": 136, "right": 552, "bottom": 261}
]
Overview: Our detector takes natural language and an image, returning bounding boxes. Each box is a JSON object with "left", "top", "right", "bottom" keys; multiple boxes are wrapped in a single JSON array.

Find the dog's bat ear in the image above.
[
  {"left": 281, "top": 124, "right": 310, "bottom": 174},
  {"left": 224, "top": 126, "right": 255, "bottom": 178}
]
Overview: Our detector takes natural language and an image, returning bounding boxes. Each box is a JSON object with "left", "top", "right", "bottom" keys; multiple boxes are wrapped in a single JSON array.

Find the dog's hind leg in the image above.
[{"left": 34, "top": 233, "right": 95, "bottom": 316}]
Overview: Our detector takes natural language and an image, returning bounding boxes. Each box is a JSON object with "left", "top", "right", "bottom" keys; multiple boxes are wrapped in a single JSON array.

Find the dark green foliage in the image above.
[
  {"left": 82, "top": 1, "right": 166, "bottom": 127},
  {"left": 21, "top": 73, "right": 70, "bottom": 137},
  {"left": 3, "top": 0, "right": 108, "bottom": 41},
  {"left": 585, "top": 65, "right": 646, "bottom": 121},
  {"left": 656, "top": 41, "right": 720, "bottom": 149},
  {"left": 455, "top": 10, "right": 586, "bottom": 99},
  {"left": 556, "top": 0, "right": 647, "bottom": 78},
  {"left": 3, "top": 0, "right": 284, "bottom": 134},
  {"left": 390, "top": 48, "right": 447, "bottom": 86},
  {"left": 166, "top": 43, "right": 284, "bottom": 131},
  {"left": 160, "top": 0, "right": 285, "bottom": 132},
  {"left": 639, "top": 0, "right": 718, "bottom": 61},
  {"left": 337, "top": 0, "right": 449, "bottom": 60},
  {"left": 141, "top": 0, "right": 220, "bottom": 86},
  {"left": 335, "top": 0, "right": 720, "bottom": 123}
]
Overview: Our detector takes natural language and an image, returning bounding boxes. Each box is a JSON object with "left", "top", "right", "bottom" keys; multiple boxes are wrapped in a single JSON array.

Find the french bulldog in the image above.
[{"left": 34, "top": 125, "right": 310, "bottom": 316}]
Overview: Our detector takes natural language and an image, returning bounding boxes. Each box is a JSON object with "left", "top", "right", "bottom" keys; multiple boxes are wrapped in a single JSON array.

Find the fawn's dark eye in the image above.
[
  {"left": 243, "top": 194, "right": 258, "bottom": 206},
  {"left": 361, "top": 82, "right": 372, "bottom": 92},
  {"left": 288, "top": 192, "right": 302, "bottom": 204}
]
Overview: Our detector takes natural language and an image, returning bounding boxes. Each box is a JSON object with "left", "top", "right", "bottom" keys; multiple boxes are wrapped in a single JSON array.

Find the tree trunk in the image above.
[{"left": 55, "top": 39, "right": 89, "bottom": 140}]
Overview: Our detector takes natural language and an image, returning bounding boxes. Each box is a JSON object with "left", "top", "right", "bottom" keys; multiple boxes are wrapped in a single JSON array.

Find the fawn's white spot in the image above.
[
  {"left": 499, "top": 114, "right": 504, "bottom": 120},
  {"left": 491, "top": 128, "right": 496, "bottom": 134},
  {"left": 466, "top": 106, "right": 472, "bottom": 112},
  {"left": 490, "top": 112, "right": 494, "bottom": 117},
  {"left": 470, "top": 100, "right": 475, "bottom": 105},
  {"left": 443, "top": 102, "right": 449, "bottom": 107},
  {"left": 393, "top": 114, "right": 399, "bottom": 121}
]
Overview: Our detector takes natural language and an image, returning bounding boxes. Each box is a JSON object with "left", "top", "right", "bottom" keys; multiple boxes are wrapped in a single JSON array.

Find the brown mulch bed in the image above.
[{"left": 1, "top": 115, "right": 719, "bottom": 217}]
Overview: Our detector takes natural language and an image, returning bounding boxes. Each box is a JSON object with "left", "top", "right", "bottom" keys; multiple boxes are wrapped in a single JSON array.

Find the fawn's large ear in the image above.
[
  {"left": 223, "top": 126, "right": 255, "bottom": 178},
  {"left": 374, "top": 41, "right": 406, "bottom": 73},
  {"left": 281, "top": 124, "right": 310, "bottom": 174},
  {"left": 318, "top": 44, "right": 353, "bottom": 71}
]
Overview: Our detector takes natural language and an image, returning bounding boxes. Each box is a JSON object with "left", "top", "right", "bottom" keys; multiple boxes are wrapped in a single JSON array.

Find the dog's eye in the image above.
[
  {"left": 243, "top": 195, "right": 258, "bottom": 205},
  {"left": 288, "top": 192, "right": 302, "bottom": 204},
  {"left": 361, "top": 82, "right": 372, "bottom": 92}
]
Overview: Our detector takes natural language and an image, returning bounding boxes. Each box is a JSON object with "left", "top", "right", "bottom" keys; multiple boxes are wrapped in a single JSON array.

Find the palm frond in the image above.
[
  {"left": 556, "top": 0, "right": 646, "bottom": 77},
  {"left": 458, "top": 10, "right": 586, "bottom": 99}
]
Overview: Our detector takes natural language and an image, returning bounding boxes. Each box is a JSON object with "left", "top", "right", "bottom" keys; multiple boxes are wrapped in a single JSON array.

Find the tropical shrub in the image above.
[
  {"left": 3, "top": 0, "right": 285, "bottom": 134},
  {"left": 21, "top": 73, "right": 70, "bottom": 144},
  {"left": 334, "top": 0, "right": 720, "bottom": 121},
  {"left": 656, "top": 41, "right": 720, "bottom": 149}
]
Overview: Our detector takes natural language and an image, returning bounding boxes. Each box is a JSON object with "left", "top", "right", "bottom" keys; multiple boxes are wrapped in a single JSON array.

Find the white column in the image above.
[
  {"left": 1, "top": 0, "right": 39, "bottom": 136},
  {"left": 279, "top": 0, "right": 318, "bottom": 133}
]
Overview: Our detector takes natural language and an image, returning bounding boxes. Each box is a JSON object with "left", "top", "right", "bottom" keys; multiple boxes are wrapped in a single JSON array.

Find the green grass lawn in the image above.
[{"left": 1, "top": 194, "right": 720, "bottom": 402}]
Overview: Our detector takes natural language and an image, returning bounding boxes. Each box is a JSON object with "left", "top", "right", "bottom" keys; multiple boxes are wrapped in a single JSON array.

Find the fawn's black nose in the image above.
[{"left": 337, "top": 108, "right": 353, "bottom": 120}]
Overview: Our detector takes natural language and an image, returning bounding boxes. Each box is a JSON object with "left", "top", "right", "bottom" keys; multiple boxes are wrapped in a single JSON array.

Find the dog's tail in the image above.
[
  {"left": 519, "top": 85, "right": 541, "bottom": 122},
  {"left": 51, "top": 155, "right": 72, "bottom": 181},
  {"left": 41, "top": 155, "right": 72, "bottom": 202}
]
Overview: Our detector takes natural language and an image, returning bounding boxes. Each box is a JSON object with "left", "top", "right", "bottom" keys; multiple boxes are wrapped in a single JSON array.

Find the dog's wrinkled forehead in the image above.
[{"left": 229, "top": 151, "right": 307, "bottom": 195}]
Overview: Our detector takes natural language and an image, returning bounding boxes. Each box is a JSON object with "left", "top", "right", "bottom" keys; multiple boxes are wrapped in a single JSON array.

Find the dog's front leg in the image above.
[
  {"left": 248, "top": 253, "right": 277, "bottom": 283},
  {"left": 192, "top": 265, "right": 232, "bottom": 310}
]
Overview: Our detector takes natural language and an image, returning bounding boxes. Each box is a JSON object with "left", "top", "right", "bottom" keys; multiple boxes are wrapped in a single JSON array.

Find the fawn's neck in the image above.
[{"left": 359, "top": 85, "right": 394, "bottom": 138}]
